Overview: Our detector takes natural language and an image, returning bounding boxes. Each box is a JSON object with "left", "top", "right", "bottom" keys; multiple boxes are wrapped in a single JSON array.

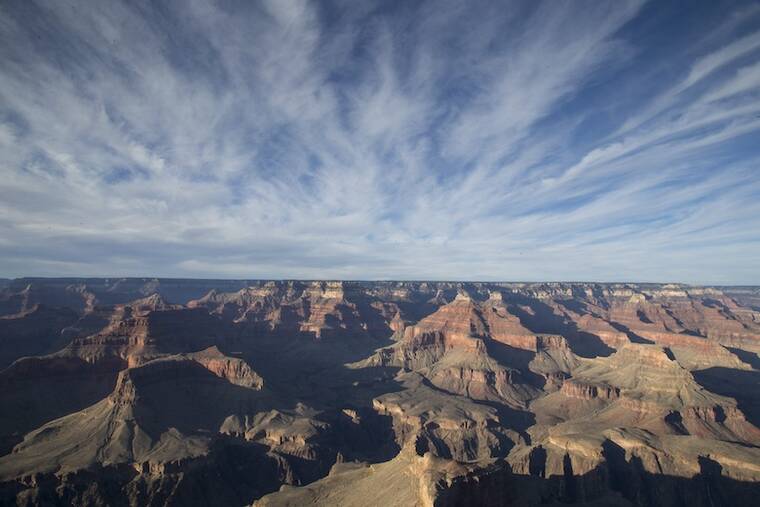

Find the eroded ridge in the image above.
[{"left": 0, "top": 279, "right": 759, "bottom": 506}]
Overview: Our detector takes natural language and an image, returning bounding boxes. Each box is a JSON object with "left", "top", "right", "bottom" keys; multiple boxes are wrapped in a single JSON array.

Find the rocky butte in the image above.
[{"left": 0, "top": 278, "right": 759, "bottom": 506}]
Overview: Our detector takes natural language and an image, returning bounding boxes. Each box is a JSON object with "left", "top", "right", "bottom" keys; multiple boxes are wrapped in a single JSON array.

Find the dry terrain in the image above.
[{"left": 0, "top": 278, "right": 759, "bottom": 506}]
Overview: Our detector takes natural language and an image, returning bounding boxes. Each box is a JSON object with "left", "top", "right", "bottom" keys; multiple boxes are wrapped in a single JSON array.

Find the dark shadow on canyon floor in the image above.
[
  {"left": 505, "top": 295, "right": 616, "bottom": 358},
  {"left": 438, "top": 442, "right": 760, "bottom": 507},
  {"left": 692, "top": 367, "right": 760, "bottom": 428}
]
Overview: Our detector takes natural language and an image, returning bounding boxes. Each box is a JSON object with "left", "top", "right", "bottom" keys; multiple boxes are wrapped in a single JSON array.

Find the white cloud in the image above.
[
  {"left": 702, "top": 60, "right": 760, "bottom": 103},
  {"left": 0, "top": 0, "right": 759, "bottom": 284}
]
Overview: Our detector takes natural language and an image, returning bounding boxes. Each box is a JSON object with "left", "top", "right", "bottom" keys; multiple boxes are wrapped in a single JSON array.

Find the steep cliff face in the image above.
[
  {"left": 372, "top": 373, "right": 520, "bottom": 462},
  {"left": 0, "top": 280, "right": 759, "bottom": 506},
  {"left": 63, "top": 304, "right": 233, "bottom": 368},
  {"left": 360, "top": 296, "right": 544, "bottom": 408},
  {"left": 530, "top": 344, "right": 760, "bottom": 456},
  {"left": 560, "top": 379, "right": 621, "bottom": 401},
  {"left": 583, "top": 289, "right": 760, "bottom": 353},
  {"left": 187, "top": 346, "right": 264, "bottom": 389},
  {"left": 0, "top": 354, "right": 325, "bottom": 505},
  {"left": 362, "top": 296, "right": 487, "bottom": 369}
]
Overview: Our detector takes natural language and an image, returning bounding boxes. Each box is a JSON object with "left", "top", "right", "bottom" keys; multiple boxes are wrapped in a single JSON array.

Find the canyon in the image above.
[{"left": 0, "top": 278, "right": 759, "bottom": 506}]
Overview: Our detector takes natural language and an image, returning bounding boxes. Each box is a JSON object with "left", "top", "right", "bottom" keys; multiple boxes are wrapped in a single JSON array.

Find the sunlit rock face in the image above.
[{"left": 0, "top": 279, "right": 759, "bottom": 506}]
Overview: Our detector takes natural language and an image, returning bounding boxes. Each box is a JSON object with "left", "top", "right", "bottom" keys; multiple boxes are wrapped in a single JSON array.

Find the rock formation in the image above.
[{"left": 0, "top": 279, "right": 758, "bottom": 506}]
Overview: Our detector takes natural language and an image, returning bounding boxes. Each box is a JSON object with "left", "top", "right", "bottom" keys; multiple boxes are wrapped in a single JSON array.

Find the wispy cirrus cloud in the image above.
[{"left": 0, "top": 0, "right": 758, "bottom": 284}]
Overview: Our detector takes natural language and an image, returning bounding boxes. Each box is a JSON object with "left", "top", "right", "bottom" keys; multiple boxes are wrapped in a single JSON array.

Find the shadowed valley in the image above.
[{"left": 0, "top": 279, "right": 759, "bottom": 506}]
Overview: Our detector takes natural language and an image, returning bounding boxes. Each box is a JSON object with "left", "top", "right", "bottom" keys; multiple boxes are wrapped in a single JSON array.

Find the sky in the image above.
[{"left": 1, "top": 0, "right": 759, "bottom": 284}]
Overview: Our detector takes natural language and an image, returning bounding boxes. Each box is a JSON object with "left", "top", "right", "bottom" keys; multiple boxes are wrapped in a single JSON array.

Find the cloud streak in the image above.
[{"left": 0, "top": 0, "right": 759, "bottom": 284}]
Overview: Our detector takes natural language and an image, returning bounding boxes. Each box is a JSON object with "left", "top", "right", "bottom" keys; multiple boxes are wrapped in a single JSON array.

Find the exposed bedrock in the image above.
[{"left": 0, "top": 280, "right": 758, "bottom": 505}]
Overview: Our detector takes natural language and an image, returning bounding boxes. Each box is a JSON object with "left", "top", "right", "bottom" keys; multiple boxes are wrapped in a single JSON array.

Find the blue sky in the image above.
[{"left": 1, "top": 0, "right": 759, "bottom": 283}]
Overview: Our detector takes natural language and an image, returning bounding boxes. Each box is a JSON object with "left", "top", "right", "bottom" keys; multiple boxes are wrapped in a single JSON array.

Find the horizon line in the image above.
[{"left": 2, "top": 276, "right": 757, "bottom": 287}]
